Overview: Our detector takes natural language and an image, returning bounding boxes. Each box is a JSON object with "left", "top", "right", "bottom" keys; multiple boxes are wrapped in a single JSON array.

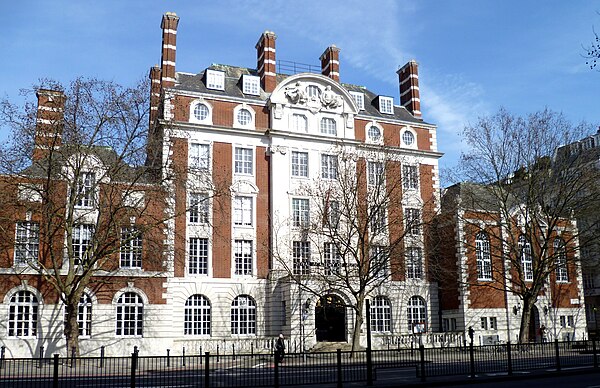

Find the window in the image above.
[
  {"left": 560, "top": 315, "right": 574, "bottom": 328},
  {"left": 378, "top": 96, "right": 394, "bottom": 114},
  {"left": 189, "top": 193, "right": 209, "bottom": 224},
  {"left": 405, "top": 208, "right": 421, "bottom": 235},
  {"left": 188, "top": 238, "right": 209, "bottom": 275},
  {"left": 231, "top": 295, "right": 256, "bottom": 335},
  {"left": 234, "top": 240, "right": 253, "bottom": 276},
  {"left": 554, "top": 238, "right": 568, "bottom": 282},
  {"left": 407, "top": 296, "right": 427, "bottom": 333},
  {"left": 206, "top": 69, "right": 225, "bottom": 90},
  {"left": 184, "top": 294, "right": 211, "bottom": 336},
  {"left": 75, "top": 172, "right": 96, "bottom": 208},
  {"left": 560, "top": 315, "right": 566, "bottom": 327},
  {"left": 402, "top": 165, "right": 419, "bottom": 190},
  {"left": 370, "top": 206, "right": 387, "bottom": 234},
  {"left": 237, "top": 108, "right": 252, "bottom": 126},
  {"left": 73, "top": 224, "right": 94, "bottom": 267},
  {"left": 8, "top": 290, "right": 38, "bottom": 337},
  {"left": 320, "top": 117, "right": 337, "bottom": 135},
  {"left": 193, "top": 103, "right": 210, "bottom": 121},
  {"left": 406, "top": 247, "right": 423, "bottom": 279},
  {"left": 584, "top": 273, "right": 596, "bottom": 290},
  {"left": 321, "top": 154, "right": 338, "bottom": 179},
  {"left": 350, "top": 91, "right": 364, "bottom": 110},
  {"left": 371, "top": 296, "right": 391, "bottom": 333},
  {"left": 242, "top": 75, "right": 260, "bottom": 95},
  {"left": 233, "top": 196, "right": 253, "bottom": 226},
  {"left": 367, "top": 161, "right": 384, "bottom": 186},
  {"left": 370, "top": 245, "right": 389, "bottom": 279},
  {"left": 14, "top": 221, "right": 39, "bottom": 265},
  {"left": 76, "top": 293, "right": 92, "bottom": 337},
  {"left": 324, "top": 199, "right": 340, "bottom": 229},
  {"left": 234, "top": 147, "right": 253, "bottom": 175},
  {"left": 115, "top": 292, "right": 143, "bottom": 336},
  {"left": 120, "top": 227, "right": 142, "bottom": 269},
  {"left": 292, "top": 114, "right": 308, "bottom": 132},
  {"left": 292, "top": 198, "right": 310, "bottom": 228},
  {"left": 291, "top": 151, "right": 309, "bottom": 177},
  {"left": 480, "top": 317, "right": 488, "bottom": 330},
  {"left": 323, "top": 242, "right": 340, "bottom": 276},
  {"left": 489, "top": 317, "right": 497, "bottom": 330},
  {"left": 307, "top": 85, "right": 321, "bottom": 99},
  {"left": 402, "top": 131, "right": 415, "bottom": 146},
  {"left": 293, "top": 241, "right": 311, "bottom": 275},
  {"left": 190, "top": 143, "right": 210, "bottom": 170},
  {"left": 442, "top": 318, "right": 457, "bottom": 332},
  {"left": 476, "top": 232, "right": 492, "bottom": 280},
  {"left": 368, "top": 126, "right": 381, "bottom": 142},
  {"left": 519, "top": 235, "right": 533, "bottom": 281}
]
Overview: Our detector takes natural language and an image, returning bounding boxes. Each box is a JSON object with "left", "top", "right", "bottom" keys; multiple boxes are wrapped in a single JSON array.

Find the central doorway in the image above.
[{"left": 315, "top": 294, "right": 346, "bottom": 342}]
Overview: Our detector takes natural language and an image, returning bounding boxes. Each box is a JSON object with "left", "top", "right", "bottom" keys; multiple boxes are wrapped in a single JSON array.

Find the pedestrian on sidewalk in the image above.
[{"left": 275, "top": 333, "right": 285, "bottom": 364}]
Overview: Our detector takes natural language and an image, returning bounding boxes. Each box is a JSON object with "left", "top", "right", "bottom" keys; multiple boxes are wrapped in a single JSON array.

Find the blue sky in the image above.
[{"left": 1, "top": 1, "right": 599, "bottom": 174}]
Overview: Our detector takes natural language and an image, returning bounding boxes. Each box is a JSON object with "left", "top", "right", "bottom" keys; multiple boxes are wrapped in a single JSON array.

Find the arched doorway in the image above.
[
  {"left": 528, "top": 305, "right": 540, "bottom": 342},
  {"left": 315, "top": 294, "right": 346, "bottom": 342}
]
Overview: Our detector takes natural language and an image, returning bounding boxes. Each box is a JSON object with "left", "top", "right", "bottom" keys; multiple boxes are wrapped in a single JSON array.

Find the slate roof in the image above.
[{"left": 172, "top": 65, "right": 430, "bottom": 126}]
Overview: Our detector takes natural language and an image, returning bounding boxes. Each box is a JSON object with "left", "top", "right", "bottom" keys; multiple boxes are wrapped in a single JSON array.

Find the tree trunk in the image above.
[
  {"left": 518, "top": 296, "right": 534, "bottom": 343},
  {"left": 351, "top": 296, "right": 365, "bottom": 353},
  {"left": 64, "top": 300, "right": 81, "bottom": 357}
]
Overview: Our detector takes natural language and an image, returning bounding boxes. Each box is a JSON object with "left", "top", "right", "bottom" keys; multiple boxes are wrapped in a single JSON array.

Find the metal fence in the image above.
[{"left": 0, "top": 340, "right": 599, "bottom": 387}]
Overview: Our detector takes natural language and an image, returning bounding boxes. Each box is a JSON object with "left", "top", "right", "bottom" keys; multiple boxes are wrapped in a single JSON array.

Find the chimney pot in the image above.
[
  {"left": 320, "top": 45, "right": 341, "bottom": 82},
  {"left": 256, "top": 31, "right": 277, "bottom": 93},
  {"left": 397, "top": 60, "right": 422, "bottom": 119}
]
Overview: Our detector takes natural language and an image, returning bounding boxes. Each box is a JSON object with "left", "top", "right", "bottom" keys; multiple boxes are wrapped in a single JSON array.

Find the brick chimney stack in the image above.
[
  {"left": 255, "top": 31, "right": 277, "bottom": 93},
  {"left": 397, "top": 60, "right": 422, "bottom": 119},
  {"left": 149, "top": 65, "right": 161, "bottom": 125},
  {"left": 33, "top": 89, "right": 65, "bottom": 161},
  {"left": 320, "top": 45, "right": 340, "bottom": 82},
  {"left": 160, "top": 12, "right": 179, "bottom": 88}
]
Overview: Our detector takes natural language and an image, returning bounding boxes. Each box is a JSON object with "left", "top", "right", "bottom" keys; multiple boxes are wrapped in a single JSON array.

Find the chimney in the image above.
[
  {"left": 255, "top": 31, "right": 277, "bottom": 93},
  {"left": 320, "top": 45, "right": 340, "bottom": 82},
  {"left": 397, "top": 60, "right": 422, "bottom": 119},
  {"left": 33, "top": 89, "right": 65, "bottom": 161},
  {"left": 149, "top": 65, "right": 161, "bottom": 125},
  {"left": 160, "top": 12, "right": 179, "bottom": 88}
]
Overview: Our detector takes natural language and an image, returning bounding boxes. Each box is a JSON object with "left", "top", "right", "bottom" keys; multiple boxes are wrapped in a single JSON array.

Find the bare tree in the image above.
[
  {"left": 272, "top": 143, "right": 437, "bottom": 352},
  {"left": 585, "top": 22, "right": 600, "bottom": 70},
  {"left": 0, "top": 78, "right": 173, "bottom": 355},
  {"left": 452, "top": 107, "right": 599, "bottom": 342}
]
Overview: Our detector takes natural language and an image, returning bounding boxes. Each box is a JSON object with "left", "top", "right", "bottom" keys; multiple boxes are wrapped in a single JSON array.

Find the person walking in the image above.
[{"left": 275, "top": 333, "right": 285, "bottom": 364}]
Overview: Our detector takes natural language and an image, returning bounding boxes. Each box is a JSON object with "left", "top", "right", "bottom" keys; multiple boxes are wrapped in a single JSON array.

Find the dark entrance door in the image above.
[
  {"left": 528, "top": 305, "right": 540, "bottom": 342},
  {"left": 315, "top": 294, "right": 346, "bottom": 342}
]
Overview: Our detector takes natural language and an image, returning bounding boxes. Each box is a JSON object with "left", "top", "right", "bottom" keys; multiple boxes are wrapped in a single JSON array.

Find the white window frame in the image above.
[
  {"left": 8, "top": 290, "right": 38, "bottom": 337},
  {"left": 349, "top": 91, "right": 364, "bottom": 110},
  {"left": 234, "top": 147, "right": 254, "bottom": 175},
  {"left": 72, "top": 293, "right": 93, "bottom": 338},
  {"left": 115, "top": 292, "right": 144, "bottom": 337},
  {"left": 190, "top": 101, "right": 213, "bottom": 124},
  {"left": 370, "top": 206, "right": 387, "bottom": 235},
  {"left": 206, "top": 69, "right": 225, "bottom": 90},
  {"left": 292, "top": 198, "right": 310, "bottom": 228},
  {"left": 405, "top": 207, "right": 421, "bottom": 235},
  {"left": 402, "top": 165, "right": 419, "bottom": 191},
  {"left": 291, "top": 113, "right": 308, "bottom": 132},
  {"left": 234, "top": 239, "right": 254, "bottom": 276},
  {"left": 367, "top": 124, "right": 383, "bottom": 143},
  {"left": 554, "top": 238, "right": 568, "bottom": 283},
  {"left": 320, "top": 117, "right": 337, "bottom": 136},
  {"left": 120, "top": 227, "right": 142, "bottom": 269},
  {"left": 14, "top": 221, "right": 39, "bottom": 266},
  {"left": 233, "top": 196, "right": 253, "bottom": 227},
  {"left": 231, "top": 295, "right": 256, "bottom": 336},
  {"left": 367, "top": 161, "right": 384, "bottom": 186},
  {"left": 401, "top": 128, "right": 417, "bottom": 148},
  {"left": 189, "top": 193, "right": 209, "bottom": 224},
  {"left": 242, "top": 74, "right": 260, "bottom": 96},
  {"left": 323, "top": 242, "right": 340, "bottom": 276},
  {"left": 378, "top": 96, "right": 394, "bottom": 114},
  {"left": 371, "top": 296, "right": 392, "bottom": 333},
  {"left": 291, "top": 151, "right": 309, "bottom": 178},
  {"left": 72, "top": 224, "right": 94, "bottom": 267},
  {"left": 233, "top": 105, "right": 256, "bottom": 129},
  {"left": 188, "top": 237, "right": 209, "bottom": 275},
  {"left": 406, "top": 247, "right": 423, "bottom": 280},
  {"left": 189, "top": 143, "right": 210, "bottom": 170},
  {"left": 370, "top": 245, "right": 389, "bottom": 279},
  {"left": 407, "top": 296, "right": 427, "bottom": 332},
  {"left": 519, "top": 235, "right": 533, "bottom": 282},
  {"left": 324, "top": 199, "right": 340, "bottom": 229},
  {"left": 75, "top": 172, "right": 96, "bottom": 208},
  {"left": 321, "top": 154, "right": 338, "bottom": 180},
  {"left": 293, "top": 241, "right": 311, "bottom": 275},
  {"left": 476, "top": 231, "right": 492, "bottom": 281},
  {"left": 184, "top": 294, "right": 211, "bottom": 336}
]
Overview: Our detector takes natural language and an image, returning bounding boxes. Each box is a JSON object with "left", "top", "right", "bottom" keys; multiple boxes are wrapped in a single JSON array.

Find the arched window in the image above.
[
  {"left": 231, "top": 295, "right": 256, "bottom": 335},
  {"left": 184, "top": 294, "right": 211, "bottom": 336},
  {"left": 237, "top": 108, "right": 252, "bottom": 126},
  {"left": 8, "top": 290, "right": 38, "bottom": 337},
  {"left": 370, "top": 296, "right": 391, "bottom": 333},
  {"left": 518, "top": 235, "right": 533, "bottom": 281},
  {"left": 407, "top": 296, "right": 427, "bottom": 333},
  {"left": 476, "top": 232, "right": 492, "bottom": 280},
  {"left": 78, "top": 293, "right": 93, "bottom": 337},
  {"left": 193, "top": 103, "right": 210, "bottom": 121},
  {"left": 554, "top": 238, "right": 568, "bottom": 282},
  {"left": 320, "top": 118, "right": 337, "bottom": 135},
  {"left": 115, "top": 292, "right": 143, "bottom": 336}
]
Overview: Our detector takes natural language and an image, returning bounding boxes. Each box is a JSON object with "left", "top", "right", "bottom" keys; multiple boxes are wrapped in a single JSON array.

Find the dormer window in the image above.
[
  {"left": 350, "top": 91, "right": 364, "bottom": 110},
  {"left": 242, "top": 75, "right": 260, "bottom": 96},
  {"left": 377, "top": 96, "right": 394, "bottom": 114},
  {"left": 206, "top": 69, "right": 225, "bottom": 91}
]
